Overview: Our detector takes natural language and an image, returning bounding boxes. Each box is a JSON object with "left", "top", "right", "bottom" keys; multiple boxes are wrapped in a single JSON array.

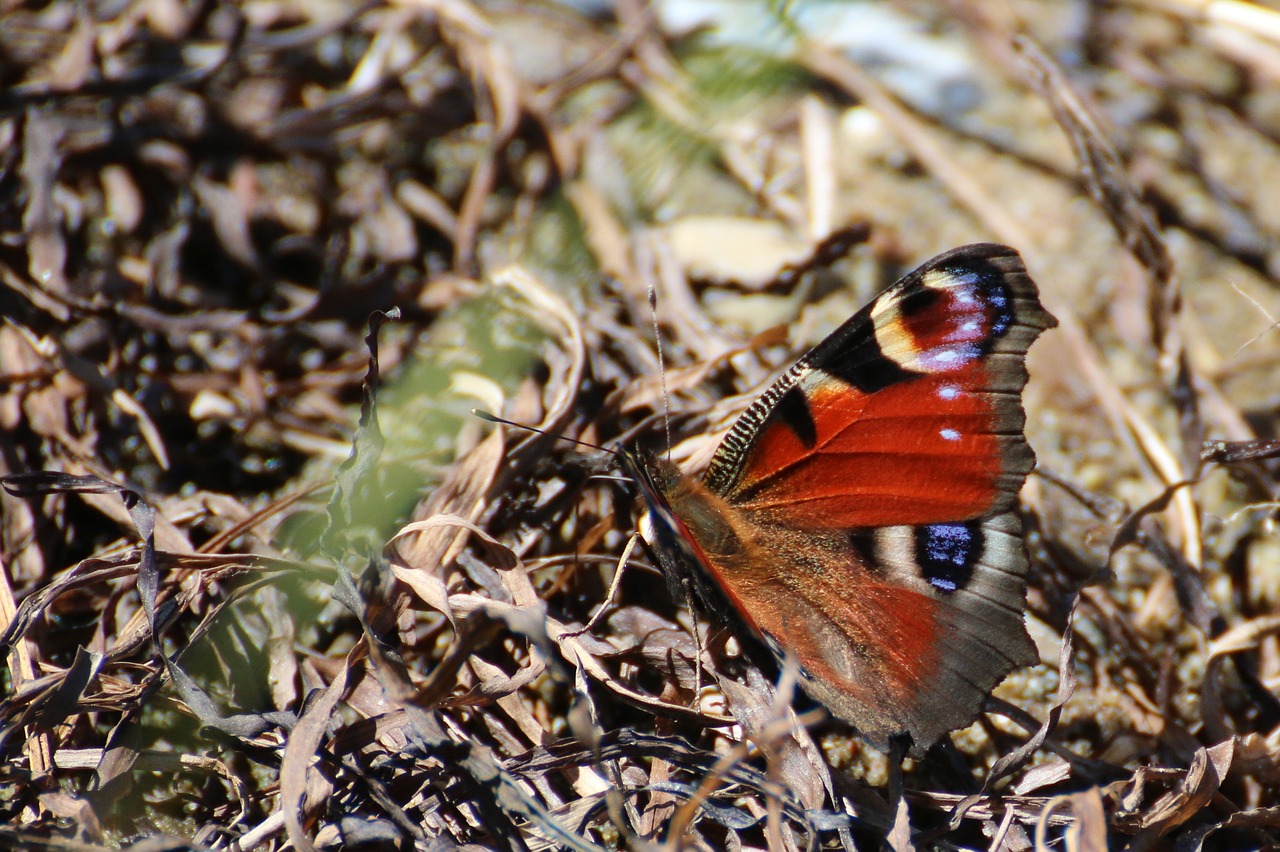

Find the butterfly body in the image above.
[{"left": 624, "top": 243, "right": 1057, "bottom": 750}]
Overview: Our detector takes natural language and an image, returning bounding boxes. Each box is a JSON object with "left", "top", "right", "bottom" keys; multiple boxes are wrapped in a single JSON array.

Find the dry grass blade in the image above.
[
  {"left": 1202, "top": 438, "right": 1280, "bottom": 464},
  {"left": 281, "top": 646, "right": 354, "bottom": 852},
  {"left": 1015, "top": 38, "right": 1174, "bottom": 297}
]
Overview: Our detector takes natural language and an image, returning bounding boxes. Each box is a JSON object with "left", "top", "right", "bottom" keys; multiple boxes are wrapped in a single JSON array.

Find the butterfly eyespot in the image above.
[
  {"left": 939, "top": 428, "right": 961, "bottom": 441},
  {"left": 916, "top": 522, "right": 983, "bottom": 595}
]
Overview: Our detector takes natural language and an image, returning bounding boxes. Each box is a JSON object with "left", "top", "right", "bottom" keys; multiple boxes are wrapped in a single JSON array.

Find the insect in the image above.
[{"left": 621, "top": 243, "right": 1057, "bottom": 750}]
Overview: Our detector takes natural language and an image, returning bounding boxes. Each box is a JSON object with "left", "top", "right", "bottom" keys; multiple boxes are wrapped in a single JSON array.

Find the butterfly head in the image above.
[{"left": 616, "top": 445, "right": 681, "bottom": 496}]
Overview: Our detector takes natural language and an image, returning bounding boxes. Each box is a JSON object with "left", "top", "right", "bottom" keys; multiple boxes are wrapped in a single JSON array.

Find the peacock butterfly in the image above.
[{"left": 620, "top": 243, "right": 1057, "bottom": 751}]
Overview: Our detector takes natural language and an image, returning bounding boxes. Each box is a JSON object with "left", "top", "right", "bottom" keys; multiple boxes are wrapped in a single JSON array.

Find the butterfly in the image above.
[{"left": 620, "top": 243, "right": 1057, "bottom": 751}]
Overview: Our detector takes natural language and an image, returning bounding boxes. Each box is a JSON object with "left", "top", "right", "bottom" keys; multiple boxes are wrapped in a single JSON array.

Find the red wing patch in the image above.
[{"left": 732, "top": 371, "right": 1014, "bottom": 527}]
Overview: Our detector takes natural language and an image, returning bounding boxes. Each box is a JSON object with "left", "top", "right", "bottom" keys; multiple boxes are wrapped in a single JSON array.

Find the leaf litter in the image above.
[{"left": 3, "top": 0, "right": 1280, "bottom": 849}]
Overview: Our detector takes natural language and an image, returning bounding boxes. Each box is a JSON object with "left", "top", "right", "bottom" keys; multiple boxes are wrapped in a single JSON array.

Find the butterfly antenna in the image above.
[
  {"left": 649, "top": 283, "right": 674, "bottom": 464},
  {"left": 472, "top": 410, "right": 614, "bottom": 456}
]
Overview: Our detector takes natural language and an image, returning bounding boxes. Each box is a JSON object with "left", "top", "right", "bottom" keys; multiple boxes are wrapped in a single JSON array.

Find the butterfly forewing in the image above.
[{"left": 704, "top": 244, "right": 1053, "bottom": 528}]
